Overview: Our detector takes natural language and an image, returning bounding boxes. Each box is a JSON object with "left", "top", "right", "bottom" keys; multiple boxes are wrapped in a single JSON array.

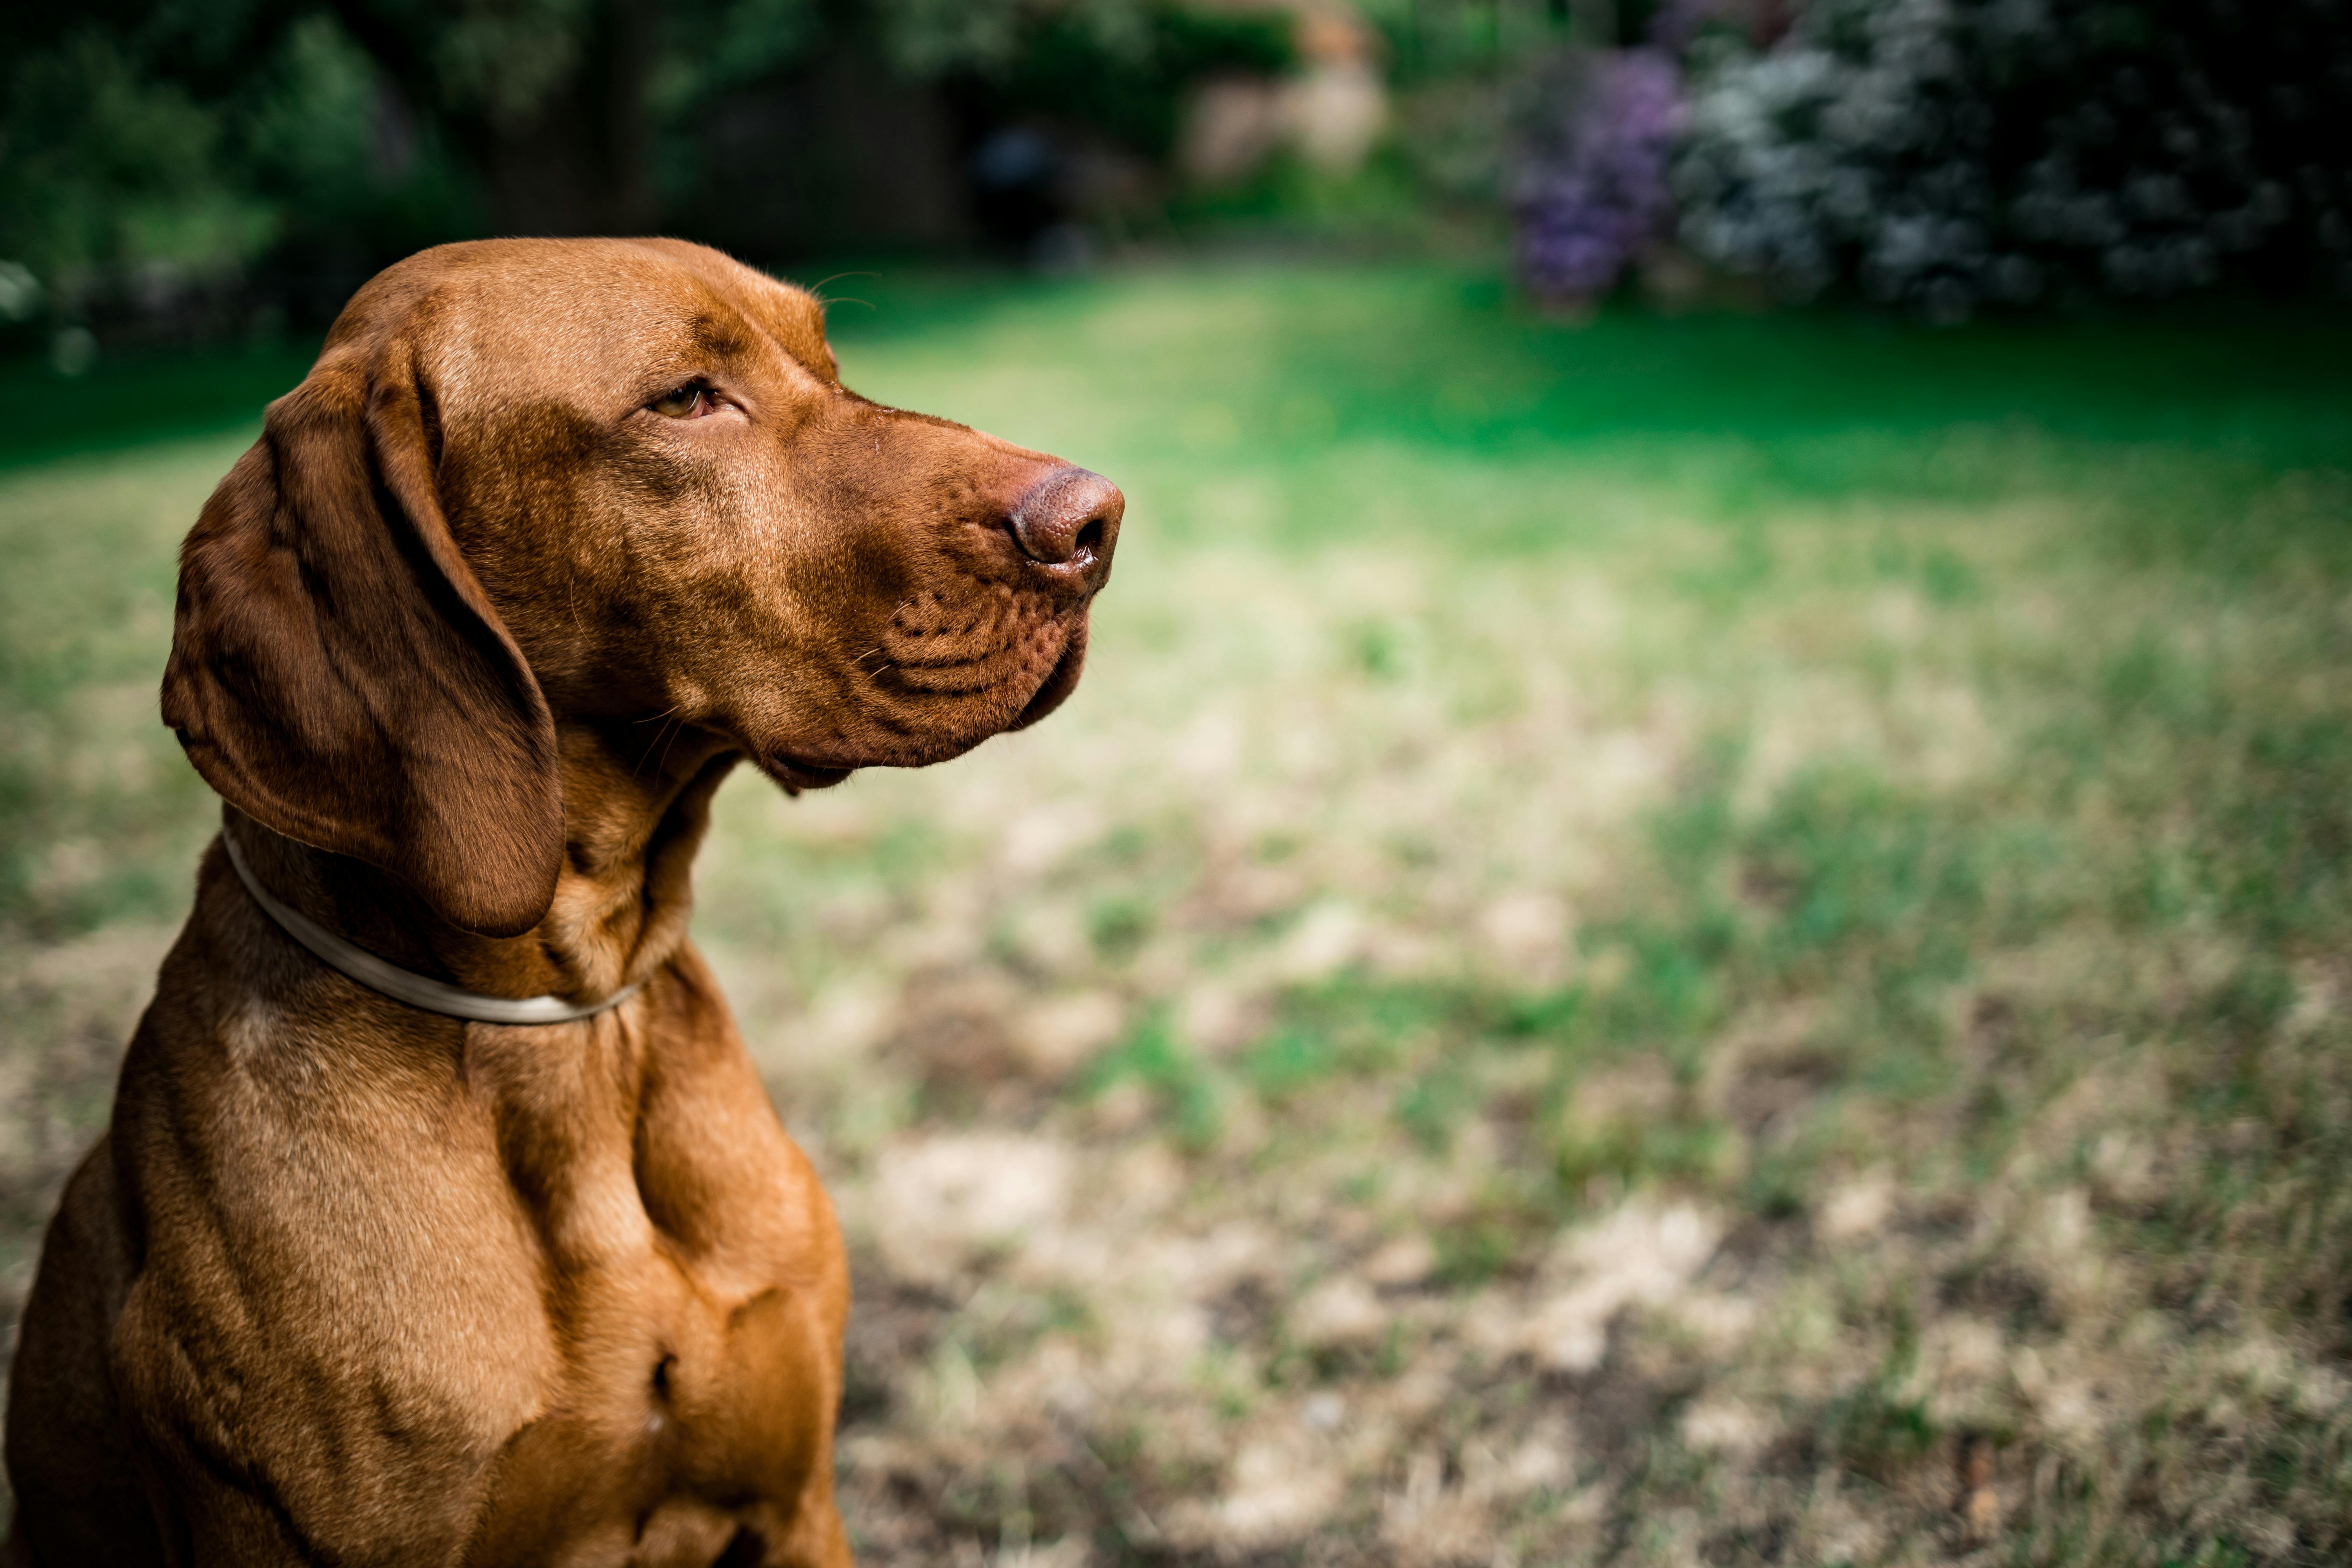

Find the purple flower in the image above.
[{"left": 1514, "top": 49, "right": 1688, "bottom": 302}]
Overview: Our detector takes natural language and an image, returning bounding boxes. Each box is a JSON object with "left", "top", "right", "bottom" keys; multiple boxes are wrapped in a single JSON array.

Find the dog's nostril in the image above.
[
  {"left": 714, "top": 1526, "right": 767, "bottom": 1568},
  {"left": 1005, "top": 506, "right": 1073, "bottom": 565},
  {"left": 1007, "top": 465, "right": 1122, "bottom": 571}
]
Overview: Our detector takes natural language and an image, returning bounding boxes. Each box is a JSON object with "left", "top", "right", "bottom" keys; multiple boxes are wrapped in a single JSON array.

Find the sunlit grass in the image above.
[{"left": 4, "top": 261, "right": 2351, "bottom": 1562}]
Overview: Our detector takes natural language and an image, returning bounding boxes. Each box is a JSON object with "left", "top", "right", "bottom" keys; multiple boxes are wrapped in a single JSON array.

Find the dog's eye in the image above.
[{"left": 650, "top": 386, "right": 712, "bottom": 419}]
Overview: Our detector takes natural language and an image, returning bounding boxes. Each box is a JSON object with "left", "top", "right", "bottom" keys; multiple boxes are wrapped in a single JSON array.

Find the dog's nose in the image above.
[{"left": 1007, "top": 467, "right": 1121, "bottom": 591}]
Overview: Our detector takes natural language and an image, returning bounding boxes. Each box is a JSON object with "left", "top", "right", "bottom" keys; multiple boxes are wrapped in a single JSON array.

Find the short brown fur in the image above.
[{"left": 4, "top": 238, "right": 1122, "bottom": 1567}]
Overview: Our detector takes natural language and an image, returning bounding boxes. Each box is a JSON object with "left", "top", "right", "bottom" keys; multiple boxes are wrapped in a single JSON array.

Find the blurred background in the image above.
[{"left": 6, "top": 1, "right": 2352, "bottom": 1563}]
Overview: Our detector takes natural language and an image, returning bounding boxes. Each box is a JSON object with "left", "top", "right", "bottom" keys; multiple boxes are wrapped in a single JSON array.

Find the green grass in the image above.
[
  {"left": 5, "top": 260, "right": 2352, "bottom": 1564},
  {"left": 0, "top": 340, "right": 321, "bottom": 470},
  {"left": 826, "top": 264, "right": 2352, "bottom": 461}
]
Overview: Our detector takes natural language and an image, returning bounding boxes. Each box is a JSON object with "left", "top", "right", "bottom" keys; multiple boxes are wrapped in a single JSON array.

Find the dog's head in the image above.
[{"left": 163, "top": 238, "right": 1121, "bottom": 936}]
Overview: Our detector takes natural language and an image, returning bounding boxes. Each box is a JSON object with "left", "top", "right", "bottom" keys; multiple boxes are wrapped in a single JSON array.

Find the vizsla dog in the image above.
[{"left": 4, "top": 238, "right": 1120, "bottom": 1566}]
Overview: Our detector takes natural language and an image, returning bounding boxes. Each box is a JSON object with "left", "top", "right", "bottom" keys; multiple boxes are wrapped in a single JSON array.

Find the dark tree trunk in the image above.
[
  {"left": 680, "top": 44, "right": 967, "bottom": 263},
  {"left": 331, "top": 0, "right": 658, "bottom": 238},
  {"left": 470, "top": 1, "right": 657, "bottom": 235}
]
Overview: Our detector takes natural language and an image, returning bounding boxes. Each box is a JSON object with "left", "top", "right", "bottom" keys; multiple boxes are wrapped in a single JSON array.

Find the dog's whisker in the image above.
[
  {"left": 655, "top": 712, "right": 688, "bottom": 778},
  {"left": 631, "top": 709, "right": 685, "bottom": 784}
]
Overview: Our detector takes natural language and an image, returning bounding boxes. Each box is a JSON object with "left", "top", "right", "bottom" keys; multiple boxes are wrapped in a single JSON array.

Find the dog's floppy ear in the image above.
[{"left": 162, "top": 337, "right": 564, "bottom": 938}]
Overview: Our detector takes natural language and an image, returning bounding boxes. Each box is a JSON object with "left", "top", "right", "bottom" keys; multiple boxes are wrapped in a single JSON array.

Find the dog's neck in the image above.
[{"left": 229, "top": 723, "right": 740, "bottom": 1009}]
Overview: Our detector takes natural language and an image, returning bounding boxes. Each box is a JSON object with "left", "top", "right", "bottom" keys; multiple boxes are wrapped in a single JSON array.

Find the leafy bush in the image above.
[
  {"left": 0, "top": 14, "right": 477, "bottom": 338},
  {"left": 1674, "top": 0, "right": 2352, "bottom": 317}
]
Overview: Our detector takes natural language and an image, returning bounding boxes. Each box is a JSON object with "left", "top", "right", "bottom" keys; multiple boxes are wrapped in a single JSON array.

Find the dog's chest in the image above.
[
  {"left": 458, "top": 1021, "right": 841, "bottom": 1558},
  {"left": 118, "top": 988, "right": 843, "bottom": 1564},
  {"left": 462, "top": 1236, "right": 834, "bottom": 1565}
]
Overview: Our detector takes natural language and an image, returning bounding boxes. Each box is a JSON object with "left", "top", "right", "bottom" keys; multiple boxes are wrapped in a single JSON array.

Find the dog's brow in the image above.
[
  {"left": 688, "top": 313, "right": 754, "bottom": 362},
  {"left": 710, "top": 288, "right": 835, "bottom": 385}
]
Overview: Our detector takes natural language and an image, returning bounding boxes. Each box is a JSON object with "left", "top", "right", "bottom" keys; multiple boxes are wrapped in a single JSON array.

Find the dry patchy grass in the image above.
[{"left": 4, "top": 266, "right": 2351, "bottom": 1565}]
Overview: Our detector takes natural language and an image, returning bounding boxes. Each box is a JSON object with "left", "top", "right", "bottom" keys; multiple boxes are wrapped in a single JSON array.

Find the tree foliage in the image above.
[{"left": 0, "top": 0, "right": 1275, "bottom": 320}]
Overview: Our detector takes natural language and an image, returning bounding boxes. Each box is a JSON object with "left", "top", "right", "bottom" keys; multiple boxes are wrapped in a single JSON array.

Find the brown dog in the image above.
[{"left": 3, "top": 238, "right": 1120, "bottom": 1566}]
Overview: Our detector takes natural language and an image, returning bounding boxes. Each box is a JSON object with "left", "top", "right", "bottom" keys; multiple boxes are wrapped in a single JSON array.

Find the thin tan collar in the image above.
[{"left": 221, "top": 826, "right": 639, "bottom": 1026}]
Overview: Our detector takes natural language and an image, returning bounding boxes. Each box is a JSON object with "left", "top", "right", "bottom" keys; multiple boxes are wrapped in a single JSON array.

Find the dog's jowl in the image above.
[{"left": 2, "top": 239, "right": 1120, "bottom": 1568}]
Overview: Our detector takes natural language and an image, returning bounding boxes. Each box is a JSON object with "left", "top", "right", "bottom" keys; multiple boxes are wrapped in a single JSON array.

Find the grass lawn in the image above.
[{"left": 4, "top": 261, "right": 2351, "bottom": 1564}]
